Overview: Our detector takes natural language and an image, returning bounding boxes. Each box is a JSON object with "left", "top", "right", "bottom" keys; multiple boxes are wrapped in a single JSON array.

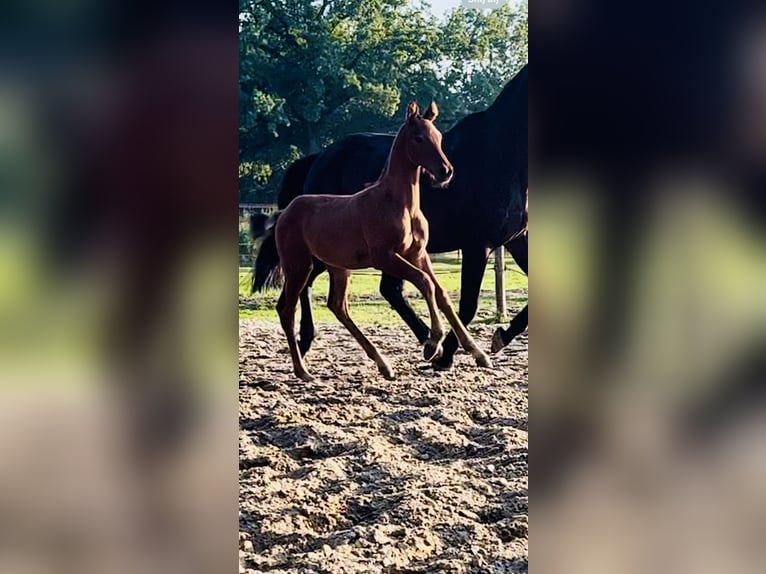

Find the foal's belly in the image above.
[
  {"left": 303, "top": 202, "right": 372, "bottom": 269},
  {"left": 313, "top": 245, "right": 373, "bottom": 270}
]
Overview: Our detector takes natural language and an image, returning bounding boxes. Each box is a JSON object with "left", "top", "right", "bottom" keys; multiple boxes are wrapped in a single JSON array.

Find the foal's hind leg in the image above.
[
  {"left": 418, "top": 254, "right": 493, "bottom": 369},
  {"left": 326, "top": 266, "right": 395, "bottom": 380},
  {"left": 277, "top": 262, "right": 314, "bottom": 382}
]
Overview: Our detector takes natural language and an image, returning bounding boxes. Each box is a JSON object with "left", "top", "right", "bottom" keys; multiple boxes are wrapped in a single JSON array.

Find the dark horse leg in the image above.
[
  {"left": 298, "top": 258, "right": 326, "bottom": 355},
  {"left": 491, "top": 232, "right": 528, "bottom": 353},
  {"left": 492, "top": 305, "right": 528, "bottom": 353},
  {"left": 432, "top": 245, "right": 491, "bottom": 370},
  {"left": 379, "top": 274, "right": 430, "bottom": 344}
]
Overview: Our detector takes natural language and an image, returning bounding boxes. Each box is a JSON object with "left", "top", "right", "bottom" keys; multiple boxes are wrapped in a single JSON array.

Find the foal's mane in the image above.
[{"left": 370, "top": 112, "right": 413, "bottom": 186}]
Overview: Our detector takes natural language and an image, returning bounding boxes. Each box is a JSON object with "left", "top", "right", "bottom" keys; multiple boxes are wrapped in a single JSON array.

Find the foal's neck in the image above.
[{"left": 380, "top": 129, "right": 420, "bottom": 214}]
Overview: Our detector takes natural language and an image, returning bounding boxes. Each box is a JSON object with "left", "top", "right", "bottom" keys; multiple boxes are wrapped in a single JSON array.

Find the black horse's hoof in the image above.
[
  {"left": 432, "top": 353, "right": 454, "bottom": 371},
  {"left": 490, "top": 328, "right": 507, "bottom": 354}
]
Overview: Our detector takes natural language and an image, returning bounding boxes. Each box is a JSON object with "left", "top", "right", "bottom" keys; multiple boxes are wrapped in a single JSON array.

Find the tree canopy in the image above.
[{"left": 239, "top": 0, "right": 527, "bottom": 203}]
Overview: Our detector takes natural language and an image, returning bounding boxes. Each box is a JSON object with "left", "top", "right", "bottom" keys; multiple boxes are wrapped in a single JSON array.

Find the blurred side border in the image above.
[
  {"left": 0, "top": 2, "right": 239, "bottom": 574},
  {"left": 532, "top": 1, "right": 766, "bottom": 573}
]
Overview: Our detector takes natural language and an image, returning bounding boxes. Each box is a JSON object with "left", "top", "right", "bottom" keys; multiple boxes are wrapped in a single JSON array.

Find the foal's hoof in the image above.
[
  {"left": 490, "top": 328, "right": 506, "bottom": 354},
  {"left": 378, "top": 362, "right": 396, "bottom": 380},
  {"left": 423, "top": 340, "right": 444, "bottom": 362},
  {"left": 295, "top": 370, "right": 314, "bottom": 382},
  {"left": 475, "top": 352, "right": 494, "bottom": 369}
]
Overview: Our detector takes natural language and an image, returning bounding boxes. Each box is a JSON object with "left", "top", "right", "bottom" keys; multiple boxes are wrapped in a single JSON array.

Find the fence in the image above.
[{"left": 239, "top": 204, "right": 510, "bottom": 317}]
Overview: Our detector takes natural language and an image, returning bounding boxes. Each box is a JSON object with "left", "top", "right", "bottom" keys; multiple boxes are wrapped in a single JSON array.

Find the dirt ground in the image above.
[{"left": 239, "top": 319, "right": 528, "bottom": 573}]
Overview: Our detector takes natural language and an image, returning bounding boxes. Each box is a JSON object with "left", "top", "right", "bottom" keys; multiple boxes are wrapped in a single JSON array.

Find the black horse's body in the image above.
[{"left": 255, "top": 65, "right": 528, "bottom": 367}]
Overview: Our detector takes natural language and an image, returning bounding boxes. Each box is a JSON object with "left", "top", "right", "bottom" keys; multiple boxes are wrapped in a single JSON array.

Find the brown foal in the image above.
[{"left": 274, "top": 101, "right": 493, "bottom": 381}]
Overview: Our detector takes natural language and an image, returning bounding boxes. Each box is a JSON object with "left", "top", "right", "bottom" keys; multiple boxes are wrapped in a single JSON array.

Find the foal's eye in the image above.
[{"left": 414, "top": 135, "right": 424, "bottom": 143}]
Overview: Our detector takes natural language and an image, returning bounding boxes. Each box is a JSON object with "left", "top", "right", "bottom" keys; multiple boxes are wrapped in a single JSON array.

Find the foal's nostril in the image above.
[{"left": 440, "top": 166, "right": 451, "bottom": 179}]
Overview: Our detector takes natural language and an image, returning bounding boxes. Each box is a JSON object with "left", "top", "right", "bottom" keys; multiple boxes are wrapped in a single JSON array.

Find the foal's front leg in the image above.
[
  {"left": 372, "top": 252, "right": 447, "bottom": 362},
  {"left": 417, "top": 254, "right": 493, "bottom": 368},
  {"left": 432, "top": 245, "right": 490, "bottom": 370}
]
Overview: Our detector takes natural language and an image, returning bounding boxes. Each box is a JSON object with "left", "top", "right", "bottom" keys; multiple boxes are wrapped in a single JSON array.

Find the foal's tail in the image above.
[{"left": 250, "top": 211, "right": 282, "bottom": 293}]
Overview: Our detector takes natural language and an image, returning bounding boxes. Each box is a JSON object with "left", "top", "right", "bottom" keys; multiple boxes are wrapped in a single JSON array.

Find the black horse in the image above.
[{"left": 254, "top": 65, "right": 528, "bottom": 369}]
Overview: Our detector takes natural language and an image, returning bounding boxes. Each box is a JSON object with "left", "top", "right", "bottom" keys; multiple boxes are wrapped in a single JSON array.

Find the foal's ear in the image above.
[
  {"left": 406, "top": 101, "right": 420, "bottom": 120},
  {"left": 423, "top": 100, "right": 439, "bottom": 121}
]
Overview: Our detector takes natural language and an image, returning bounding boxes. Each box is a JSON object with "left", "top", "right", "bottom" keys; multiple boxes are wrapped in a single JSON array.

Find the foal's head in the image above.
[{"left": 401, "top": 101, "right": 454, "bottom": 188}]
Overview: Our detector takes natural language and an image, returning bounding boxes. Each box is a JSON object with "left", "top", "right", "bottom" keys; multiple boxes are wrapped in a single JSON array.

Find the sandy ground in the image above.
[{"left": 239, "top": 319, "right": 528, "bottom": 573}]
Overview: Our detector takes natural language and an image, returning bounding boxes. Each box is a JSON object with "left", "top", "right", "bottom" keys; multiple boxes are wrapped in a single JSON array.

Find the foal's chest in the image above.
[{"left": 400, "top": 212, "right": 429, "bottom": 254}]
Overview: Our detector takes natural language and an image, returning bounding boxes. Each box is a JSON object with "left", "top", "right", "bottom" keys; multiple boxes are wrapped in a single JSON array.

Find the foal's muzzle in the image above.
[{"left": 434, "top": 165, "right": 453, "bottom": 188}]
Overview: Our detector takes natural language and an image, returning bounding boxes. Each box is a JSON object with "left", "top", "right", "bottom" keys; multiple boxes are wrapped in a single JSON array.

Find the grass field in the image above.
[{"left": 239, "top": 253, "right": 527, "bottom": 325}]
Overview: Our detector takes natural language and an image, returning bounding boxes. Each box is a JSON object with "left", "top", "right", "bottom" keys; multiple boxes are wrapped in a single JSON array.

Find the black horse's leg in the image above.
[
  {"left": 492, "top": 233, "right": 528, "bottom": 352},
  {"left": 492, "top": 305, "right": 528, "bottom": 353},
  {"left": 298, "top": 258, "right": 326, "bottom": 355},
  {"left": 379, "top": 273, "right": 430, "bottom": 343},
  {"left": 507, "top": 231, "right": 528, "bottom": 274},
  {"left": 433, "top": 245, "right": 490, "bottom": 370}
]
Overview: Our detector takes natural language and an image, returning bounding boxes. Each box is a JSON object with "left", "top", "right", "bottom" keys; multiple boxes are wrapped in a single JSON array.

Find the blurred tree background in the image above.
[{"left": 239, "top": 0, "right": 527, "bottom": 203}]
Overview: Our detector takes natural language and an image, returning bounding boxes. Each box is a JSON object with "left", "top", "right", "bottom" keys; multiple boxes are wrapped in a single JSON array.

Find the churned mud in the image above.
[{"left": 239, "top": 320, "right": 528, "bottom": 573}]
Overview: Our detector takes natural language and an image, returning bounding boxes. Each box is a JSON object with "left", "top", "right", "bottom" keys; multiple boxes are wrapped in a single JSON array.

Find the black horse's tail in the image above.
[{"left": 251, "top": 211, "right": 282, "bottom": 293}]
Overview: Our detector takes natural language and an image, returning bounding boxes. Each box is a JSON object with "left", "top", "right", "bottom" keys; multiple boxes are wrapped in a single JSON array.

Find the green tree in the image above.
[{"left": 239, "top": 0, "right": 527, "bottom": 203}]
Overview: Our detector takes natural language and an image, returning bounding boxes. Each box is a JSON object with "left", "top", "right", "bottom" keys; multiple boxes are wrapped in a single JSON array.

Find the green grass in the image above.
[{"left": 239, "top": 253, "right": 527, "bottom": 325}]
